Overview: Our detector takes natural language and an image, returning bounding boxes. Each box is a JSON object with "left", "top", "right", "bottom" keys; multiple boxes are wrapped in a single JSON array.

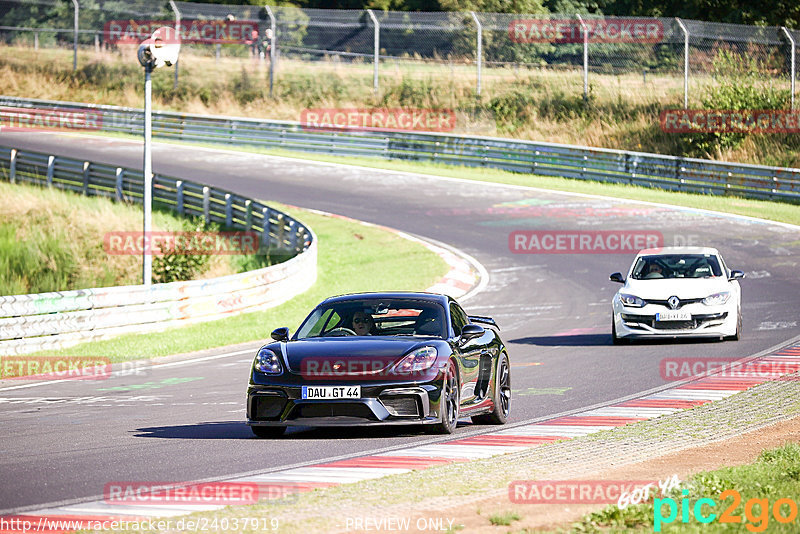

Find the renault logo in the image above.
[{"left": 668, "top": 296, "right": 680, "bottom": 309}]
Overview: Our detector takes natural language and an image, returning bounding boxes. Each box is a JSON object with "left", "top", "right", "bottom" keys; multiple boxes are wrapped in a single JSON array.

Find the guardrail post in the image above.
[
  {"left": 34, "top": 31, "right": 39, "bottom": 50},
  {"left": 224, "top": 193, "right": 233, "bottom": 227},
  {"left": 71, "top": 0, "right": 79, "bottom": 72},
  {"left": 94, "top": 32, "right": 99, "bottom": 53},
  {"left": 288, "top": 219, "right": 298, "bottom": 251},
  {"left": 367, "top": 9, "right": 379, "bottom": 95},
  {"left": 46, "top": 155, "right": 55, "bottom": 187},
  {"left": 175, "top": 180, "right": 184, "bottom": 214},
  {"left": 470, "top": 11, "right": 482, "bottom": 97},
  {"left": 782, "top": 27, "right": 796, "bottom": 110},
  {"left": 10, "top": 149, "right": 17, "bottom": 183},
  {"left": 245, "top": 199, "right": 252, "bottom": 229},
  {"left": 202, "top": 186, "right": 210, "bottom": 224},
  {"left": 265, "top": 5, "right": 276, "bottom": 98},
  {"left": 82, "top": 161, "right": 90, "bottom": 195},
  {"left": 261, "top": 206, "right": 272, "bottom": 249},
  {"left": 676, "top": 18, "right": 689, "bottom": 108},
  {"left": 115, "top": 167, "right": 124, "bottom": 201},
  {"left": 576, "top": 14, "right": 588, "bottom": 103},
  {"left": 277, "top": 212, "right": 286, "bottom": 248}
]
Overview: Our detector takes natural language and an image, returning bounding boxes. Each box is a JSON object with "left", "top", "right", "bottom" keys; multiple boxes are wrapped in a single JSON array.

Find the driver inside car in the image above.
[
  {"left": 351, "top": 311, "right": 375, "bottom": 336},
  {"left": 643, "top": 262, "right": 665, "bottom": 279}
]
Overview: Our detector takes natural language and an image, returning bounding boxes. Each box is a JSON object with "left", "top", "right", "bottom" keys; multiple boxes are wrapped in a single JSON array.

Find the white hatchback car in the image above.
[{"left": 610, "top": 247, "right": 744, "bottom": 343}]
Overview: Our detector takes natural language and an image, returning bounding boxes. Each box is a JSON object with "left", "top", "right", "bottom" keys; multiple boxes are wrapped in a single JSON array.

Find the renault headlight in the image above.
[
  {"left": 618, "top": 293, "right": 646, "bottom": 308},
  {"left": 703, "top": 291, "right": 730, "bottom": 306}
]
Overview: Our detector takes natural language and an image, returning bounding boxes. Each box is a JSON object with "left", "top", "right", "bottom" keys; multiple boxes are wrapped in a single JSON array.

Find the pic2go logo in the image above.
[{"left": 654, "top": 489, "right": 799, "bottom": 532}]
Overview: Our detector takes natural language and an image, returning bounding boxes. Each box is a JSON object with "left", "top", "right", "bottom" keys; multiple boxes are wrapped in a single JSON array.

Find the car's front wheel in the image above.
[
  {"left": 611, "top": 319, "right": 627, "bottom": 345},
  {"left": 472, "top": 353, "right": 511, "bottom": 425},
  {"left": 431, "top": 360, "right": 459, "bottom": 434},
  {"left": 251, "top": 425, "right": 286, "bottom": 438},
  {"left": 727, "top": 307, "right": 742, "bottom": 341}
]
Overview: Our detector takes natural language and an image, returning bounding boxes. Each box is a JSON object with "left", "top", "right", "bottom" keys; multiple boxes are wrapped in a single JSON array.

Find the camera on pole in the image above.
[
  {"left": 138, "top": 27, "right": 180, "bottom": 286},
  {"left": 137, "top": 26, "right": 180, "bottom": 68}
]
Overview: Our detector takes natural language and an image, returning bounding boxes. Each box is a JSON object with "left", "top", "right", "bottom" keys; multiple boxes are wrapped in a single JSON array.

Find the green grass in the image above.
[
  {"left": 0, "top": 181, "right": 203, "bottom": 295},
  {"left": 489, "top": 511, "right": 522, "bottom": 526},
  {"left": 33, "top": 204, "right": 449, "bottom": 362},
  {"left": 570, "top": 442, "right": 800, "bottom": 533}
]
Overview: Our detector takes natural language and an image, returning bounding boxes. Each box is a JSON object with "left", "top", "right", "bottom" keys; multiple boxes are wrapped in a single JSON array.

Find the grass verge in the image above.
[
  {"left": 0, "top": 181, "right": 236, "bottom": 295},
  {"left": 571, "top": 443, "right": 800, "bottom": 533},
  {"left": 30, "top": 204, "right": 449, "bottom": 362}
]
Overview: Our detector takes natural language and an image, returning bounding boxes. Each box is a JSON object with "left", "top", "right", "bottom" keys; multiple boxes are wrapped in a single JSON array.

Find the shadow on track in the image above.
[
  {"left": 133, "top": 421, "right": 430, "bottom": 440},
  {"left": 510, "top": 333, "right": 612, "bottom": 346},
  {"left": 510, "top": 333, "right": 724, "bottom": 347}
]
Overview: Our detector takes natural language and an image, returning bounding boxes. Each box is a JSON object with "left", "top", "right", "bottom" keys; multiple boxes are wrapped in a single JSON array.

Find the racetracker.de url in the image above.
[{"left": 0, "top": 516, "right": 279, "bottom": 533}]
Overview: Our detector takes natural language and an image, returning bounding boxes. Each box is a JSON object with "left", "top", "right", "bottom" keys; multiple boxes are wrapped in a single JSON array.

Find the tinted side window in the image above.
[{"left": 450, "top": 303, "right": 468, "bottom": 337}]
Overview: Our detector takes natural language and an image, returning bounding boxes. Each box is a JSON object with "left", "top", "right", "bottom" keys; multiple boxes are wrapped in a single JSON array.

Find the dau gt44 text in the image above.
[
  {"left": 246, "top": 292, "right": 511, "bottom": 437},
  {"left": 610, "top": 247, "right": 744, "bottom": 343}
]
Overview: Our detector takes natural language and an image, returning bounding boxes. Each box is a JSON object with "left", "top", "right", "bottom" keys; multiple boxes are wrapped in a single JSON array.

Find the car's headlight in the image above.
[
  {"left": 393, "top": 346, "right": 438, "bottom": 375},
  {"left": 703, "top": 291, "right": 731, "bottom": 306},
  {"left": 254, "top": 348, "right": 283, "bottom": 375},
  {"left": 618, "top": 293, "right": 646, "bottom": 308}
]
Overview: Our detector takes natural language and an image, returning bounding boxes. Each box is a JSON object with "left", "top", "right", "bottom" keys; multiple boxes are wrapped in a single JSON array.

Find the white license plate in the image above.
[
  {"left": 301, "top": 385, "right": 361, "bottom": 399},
  {"left": 656, "top": 311, "right": 692, "bottom": 321}
]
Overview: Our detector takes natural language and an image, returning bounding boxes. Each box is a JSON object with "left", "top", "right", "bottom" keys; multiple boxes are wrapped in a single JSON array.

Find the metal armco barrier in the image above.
[
  {"left": 0, "top": 146, "right": 316, "bottom": 356},
  {"left": 1, "top": 96, "right": 798, "bottom": 202}
]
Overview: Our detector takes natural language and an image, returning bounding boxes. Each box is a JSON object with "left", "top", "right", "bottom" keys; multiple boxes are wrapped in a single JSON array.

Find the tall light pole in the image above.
[{"left": 137, "top": 27, "right": 180, "bottom": 286}]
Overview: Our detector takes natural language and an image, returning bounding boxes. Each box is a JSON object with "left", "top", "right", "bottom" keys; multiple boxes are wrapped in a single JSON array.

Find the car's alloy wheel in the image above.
[
  {"left": 472, "top": 353, "right": 511, "bottom": 425},
  {"left": 251, "top": 425, "right": 286, "bottom": 438},
  {"left": 432, "top": 360, "right": 459, "bottom": 434}
]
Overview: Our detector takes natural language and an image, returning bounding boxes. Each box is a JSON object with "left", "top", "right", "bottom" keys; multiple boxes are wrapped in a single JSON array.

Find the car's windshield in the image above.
[
  {"left": 295, "top": 298, "right": 447, "bottom": 339},
  {"left": 631, "top": 254, "right": 723, "bottom": 280}
]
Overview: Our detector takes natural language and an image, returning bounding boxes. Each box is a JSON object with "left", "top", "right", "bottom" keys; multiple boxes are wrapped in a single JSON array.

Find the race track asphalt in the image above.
[{"left": 1, "top": 132, "right": 798, "bottom": 513}]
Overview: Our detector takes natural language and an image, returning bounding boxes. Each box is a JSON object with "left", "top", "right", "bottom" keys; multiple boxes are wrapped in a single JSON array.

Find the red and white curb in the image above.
[{"left": 7, "top": 343, "right": 800, "bottom": 531}]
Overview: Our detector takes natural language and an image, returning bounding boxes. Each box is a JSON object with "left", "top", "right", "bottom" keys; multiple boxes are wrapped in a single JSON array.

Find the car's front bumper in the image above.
[
  {"left": 612, "top": 301, "right": 738, "bottom": 338},
  {"left": 246, "top": 383, "right": 443, "bottom": 427}
]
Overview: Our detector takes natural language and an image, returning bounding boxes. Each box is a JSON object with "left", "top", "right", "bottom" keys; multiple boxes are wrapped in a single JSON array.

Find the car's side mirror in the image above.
[
  {"left": 271, "top": 327, "right": 290, "bottom": 342},
  {"left": 729, "top": 270, "right": 745, "bottom": 281},
  {"left": 609, "top": 272, "right": 625, "bottom": 283},
  {"left": 460, "top": 323, "right": 485, "bottom": 343}
]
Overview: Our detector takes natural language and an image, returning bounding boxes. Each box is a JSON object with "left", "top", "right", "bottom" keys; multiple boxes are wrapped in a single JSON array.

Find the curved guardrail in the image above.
[
  {"left": 1, "top": 95, "right": 799, "bottom": 201},
  {"left": 0, "top": 146, "right": 316, "bottom": 356}
]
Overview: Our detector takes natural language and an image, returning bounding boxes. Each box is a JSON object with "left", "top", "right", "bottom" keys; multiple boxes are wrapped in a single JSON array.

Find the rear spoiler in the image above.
[{"left": 469, "top": 315, "right": 498, "bottom": 330}]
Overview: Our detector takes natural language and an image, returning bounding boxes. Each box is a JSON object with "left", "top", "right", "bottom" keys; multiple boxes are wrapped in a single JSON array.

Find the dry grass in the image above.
[{"left": 0, "top": 44, "right": 798, "bottom": 167}]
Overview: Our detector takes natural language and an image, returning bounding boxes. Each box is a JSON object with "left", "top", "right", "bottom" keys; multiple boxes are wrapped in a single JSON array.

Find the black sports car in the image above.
[{"left": 246, "top": 292, "right": 511, "bottom": 437}]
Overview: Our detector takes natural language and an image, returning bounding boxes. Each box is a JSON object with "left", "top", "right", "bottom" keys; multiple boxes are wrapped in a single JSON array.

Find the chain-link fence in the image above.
[{"left": 0, "top": 1, "right": 797, "bottom": 108}]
